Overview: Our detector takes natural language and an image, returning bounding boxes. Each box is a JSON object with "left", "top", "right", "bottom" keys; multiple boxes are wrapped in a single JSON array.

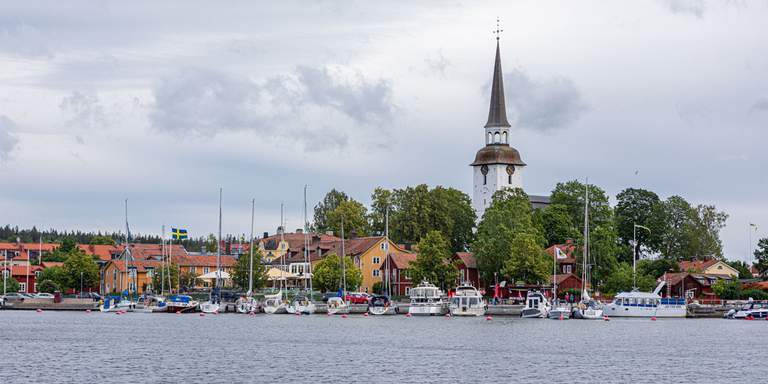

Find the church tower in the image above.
[{"left": 471, "top": 34, "right": 526, "bottom": 220}]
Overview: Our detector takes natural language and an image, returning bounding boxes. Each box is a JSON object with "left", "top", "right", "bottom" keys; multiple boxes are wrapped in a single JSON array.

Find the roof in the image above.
[
  {"left": 343, "top": 236, "right": 384, "bottom": 256},
  {"left": 679, "top": 259, "right": 720, "bottom": 272},
  {"left": 174, "top": 254, "right": 236, "bottom": 267},
  {"left": 108, "top": 260, "right": 163, "bottom": 272},
  {"left": 485, "top": 41, "right": 511, "bottom": 128},
  {"left": 470, "top": 144, "right": 526, "bottom": 166},
  {"left": 660, "top": 272, "right": 732, "bottom": 286},
  {"left": 549, "top": 273, "right": 581, "bottom": 285},
  {"left": 77, "top": 244, "right": 122, "bottom": 261},
  {"left": 454, "top": 252, "right": 477, "bottom": 269},
  {"left": 126, "top": 244, "right": 187, "bottom": 260},
  {"left": 388, "top": 253, "right": 417, "bottom": 269},
  {"left": 41, "top": 262, "right": 64, "bottom": 268},
  {"left": 0, "top": 265, "right": 43, "bottom": 276}
]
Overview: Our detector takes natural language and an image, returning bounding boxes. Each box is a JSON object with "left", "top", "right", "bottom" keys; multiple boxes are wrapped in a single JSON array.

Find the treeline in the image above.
[{"left": 0, "top": 225, "right": 161, "bottom": 245}]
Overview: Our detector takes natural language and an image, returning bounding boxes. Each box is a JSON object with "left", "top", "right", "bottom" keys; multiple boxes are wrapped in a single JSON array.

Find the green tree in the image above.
[
  {"left": 601, "top": 262, "right": 656, "bottom": 295},
  {"left": 312, "top": 253, "right": 362, "bottom": 292},
  {"left": 90, "top": 236, "right": 116, "bottom": 245},
  {"left": 368, "top": 187, "right": 393, "bottom": 235},
  {"left": 712, "top": 279, "right": 740, "bottom": 299},
  {"left": 428, "top": 186, "right": 476, "bottom": 252},
  {"left": 686, "top": 204, "right": 728, "bottom": 259},
  {"left": 754, "top": 238, "right": 768, "bottom": 278},
  {"left": 501, "top": 233, "right": 551, "bottom": 285},
  {"left": 472, "top": 188, "right": 541, "bottom": 284},
  {"left": 410, "top": 231, "right": 459, "bottom": 291},
  {"left": 179, "top": 270, "right": 201, "bottom": 291},
  {"left": 231, "top": 249, "right": 269, "bottom": 292},
  {"left": 637, "top": 258, "right": 679, "bottom": 279},
  {"left": 533, "top": 203, "right": 579, "bottom": 246},
  {"left": 37, "top": 266, "right": 67, "bottom": 292},
  {"left": 390, "top": 184, "right": 433, "bottom": 244},
  {"left": 550, "top": 180, "right": 613, "bottom": 232},
  {"left": 327, "top": 200, "right": 369, "bottom": 238},
  {"left": 726, "top": 260, "right": 752, "bottom": 279},
  {"left": 314, "top": 189, "right": 349, "bottom": 233},
  {"left": 656, "top": 196, "right": 695, "bottom": 260},
  {"left": 36, "top": 279, "right": 61, "bottom": 293},
  {"left": 615, "top": 188, "right": 663, "bottom": 258},
  {"left": 205, "top": 234, "right": 218, "bottom": 253},
  {"left": 586, "top": 224, "right": 620, "bottom": 288},
  {"left": 62, "top": 252, "right": 100, "bottom": 291},
  {"left": 151, "top": 263, "right": 180, "bottom": 293},
  {"left": 2, "top": 276, "right": 20, "bottom": 293},
  {"left": 43, "top": 237, "right": 79, "bottom": 262}
]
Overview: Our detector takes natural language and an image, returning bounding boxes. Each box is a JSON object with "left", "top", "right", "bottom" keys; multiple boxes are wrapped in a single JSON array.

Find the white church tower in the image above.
[{"left": 471, "top": 34, "right": 526, "bottom": 220}]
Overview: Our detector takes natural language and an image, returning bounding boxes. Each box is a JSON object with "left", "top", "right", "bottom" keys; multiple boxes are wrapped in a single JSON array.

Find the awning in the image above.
[{"left": 197, "top": 271, "right": 231, "bottom": 280}]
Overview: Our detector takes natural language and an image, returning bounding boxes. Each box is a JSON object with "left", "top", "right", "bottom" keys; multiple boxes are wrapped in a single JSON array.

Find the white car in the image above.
[{"left": 35, "top": 293, "right": 55, "bottom": 299}]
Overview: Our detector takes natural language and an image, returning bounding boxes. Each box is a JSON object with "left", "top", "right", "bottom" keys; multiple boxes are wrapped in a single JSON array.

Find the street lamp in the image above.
[{"left": 80, "top": 272, "right": 84, "bottom": 295}]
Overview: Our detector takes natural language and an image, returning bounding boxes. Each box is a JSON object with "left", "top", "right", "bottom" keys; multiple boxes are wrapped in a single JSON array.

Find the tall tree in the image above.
[
  {"left": 62, "top": 251, "right": 100, "bottom": 291},
  {"left": 409, "top": 231, "right": 459, "bottom": 291},
  {"left": 428, "top": 187, "right": 476, "bottom": 252},
  {"left": 687, "top": 204, "right": 728, "bottom": 259},
  {"left": 615, "top": 188, "right": 663, "bottom": 257},
  {"left": 589, "top": 224, "right": 620, "bottom": 288},
  {"left": 754, "top": 238, "right": 768, "bottom": 278},
  {"left": 390, "top": 184, "right": 433, "bottom": 244},
  {"left": 501, "top": 233, "right": 551, "bottom": 285},
  {"left": 472, "top": 188, "right": 541, "bottom": 284},
  {"left": 327, "top": 200, "right": 369, "bottom": 238},
  {"left": 656, "top": 196, "right": 695, "bottom": 260},
  {"left": 37, "top": 266, "right": 67, "bottom": 293},
  {"left": 313, "top": 189, "right": 349, "bottom": 233},
  {"left": 231, "top": 249, "right": 269, "bottom": 291},
  {"left": 550, "top": 180, "right": 613, "bottom": 232},
  {"left": 368, "top": 187, "right": 393, "bottom": 235},
  {"left": 151, "top": 263, "right": 179, "bottom": 293},
  {"left": 312, "top": 254, "right": 363, "bottom": 292},
  {"left": 533, "top": 203, "right": 579, "bottom": 246},
  {"left": 601, "top": 262, "right": 656, "bottom": 295}
]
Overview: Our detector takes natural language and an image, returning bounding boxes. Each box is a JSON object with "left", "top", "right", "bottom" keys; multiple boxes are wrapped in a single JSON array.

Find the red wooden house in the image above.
[
  {"left": 380, "top": 253, "right": 417, "bottom": 296},
  {"left": 453, "top": 252, "right": 481, "bottom": 289}
]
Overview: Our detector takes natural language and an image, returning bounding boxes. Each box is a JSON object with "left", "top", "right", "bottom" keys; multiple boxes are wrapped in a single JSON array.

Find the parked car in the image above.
[
  {"left": 19, "top": 293, "right": 36, "bottom": 299},
  {"left": 1, "top": 292, "right": 26, "bottom": 302},
  {"left": 35, "top": 293, "right": 55, "bottom": 299},
  {"left": 75, "top": 292, "right": 102, "bottom": 301},
  {"left": 345, "top": 292, "right": 371, "bottom": 304}
]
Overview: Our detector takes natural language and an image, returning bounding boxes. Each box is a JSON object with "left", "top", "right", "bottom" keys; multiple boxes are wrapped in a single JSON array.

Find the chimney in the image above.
[
  {"left": 263, "top": 232, "right": 269, "bottom": 239},
  {"left": 350, "top": 230, "right": 358, "bottom": 239},
  {"left": 296, "top": 228, "right": 303, "bottom": 234}
]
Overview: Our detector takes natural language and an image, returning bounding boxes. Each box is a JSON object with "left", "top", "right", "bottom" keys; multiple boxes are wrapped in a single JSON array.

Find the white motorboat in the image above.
[
  {"left": 572, "top": 297, "right": 604, "bottom": 320},
  {"left": 368, "top": 295, "right": 396, "bottom": 315},
  {"left": 521, "top": 290, "right": 550, "bottom": 318},
  {"left": 165, "top": 294, "right": 199, "bottom": 313},
  {"left": 603, "top": 282, "right": 686, "bottom": 318},
  {"left": 408, "top": 281, "right": 447, "bottom": 316},
  {"left": 548, "top": 300, "right": 571, "bottom": 319},
  {"left": 725, "top": 299, "right": 768, "bottom": 319},
  {"left": 100, "top": 296, "right": 136, "bottom": 313},
  {"left": 326, "top": 296, "right": 349, "bottom": 315},
  {"left": 286, "top": 293, "right": 316, "bottom": 315},
  {"left": 200, "top": 301, "right": 221, "bottom": 314},
  {"left": 449, "top": 283, "right": 486, "bottom": 316},
  {"left": 136, "top": 295, "right": 167, "bottom": 313},
  {"left": 263, "top": 291, "right": 288, "bottom": 314}
]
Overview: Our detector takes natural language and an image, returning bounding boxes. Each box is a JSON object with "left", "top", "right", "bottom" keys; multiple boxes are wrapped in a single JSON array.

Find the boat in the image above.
[
  {"left": 548, "top": 300, "right": 571, "bottom": 319},
  {"left": 327, "top": 296, "right": 349, "bottom": 315},
  {"left": 368, "top": 295, "right": 396, "bottom": 315},
  {"left": 136, "top": 295, "right": 167, "bottom": 313},
  {"left": 237, "top": 198, "right": 260, "bottom": 314},
  {"left": 286, "top": 293, "right": 316, "bottom": 315},
  {"left": 449, "top": 283, "right": 487, "bottom": 316},
  {"left": 725, "top": 299, "right": 768, "bottom": 319},
  {"left": 521, "top": 290, "right": 550, "bottom": 318},
  {"left": 408, "top": 281, "right": 447, "bottom": 316},
  {"left": 200, "top": 188, "right": 224, "bottom": 314},
  {"left": 100, "top": 295, "right": 136, "bottom": 313},
  {"left": 327, "top": 217, "right": 350, "bottom": 315},
  {"left": 572, "top": 293, "right": 604, "bottom": 320},
  {"left": 263, "top": 291, "right": 288, "bottom": 314},
  {"left": 603, "top": 281, "right": 687, "bottom": 318},
  {"left": 165, "top": 294, "right": 199, "bottom": 313},
  {"left": 570, "top": 182, "right": 604, "bottom": 320}
]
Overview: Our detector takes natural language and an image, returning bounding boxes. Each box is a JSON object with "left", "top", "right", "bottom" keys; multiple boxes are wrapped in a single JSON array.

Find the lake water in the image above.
[{"left": 0, "top": 311, "right": 765, "bottom": 383}]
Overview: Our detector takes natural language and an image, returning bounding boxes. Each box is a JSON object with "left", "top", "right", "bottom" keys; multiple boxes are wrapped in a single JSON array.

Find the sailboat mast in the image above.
[
  {"left": 248, "top": 198, "right": 255, "bottom": 296},
  {"left": 215, "top": 188, "right": 222, "bottom": 301},
  {"left": 280, "top": 202, "right": 285, "bottom": 293},
  {"left": 124, "top": 199, "right": 131, "bottom": 298},
  {"left": 161, "top": 225, "right": 165, "bottom": 295},
  {"left": 304, "top": 184, "right": 312, "bottom": 296},
  {"left": 385, "top": 206, "right": 390, "bottom": 297},
  {"left": 581, "top": 180, "right": 590, "bottom": 300},
  {"left": 341, "top": 217, "right": 346, "bottom": 299}
]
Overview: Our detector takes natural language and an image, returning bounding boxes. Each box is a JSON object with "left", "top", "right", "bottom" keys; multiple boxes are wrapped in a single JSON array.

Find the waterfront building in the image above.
[
  {"left": 678, "top": 259, "right": 740, "bottom": 278},
  {"left": 344, "top": 236, "right": 408, "bottom": 293},
  {"left": 1, "top": 264, "right": 43, "bottom": 293},
  {"left": 546, "top": 242, "right": 578, "bottom": 275},
  {"left": 659, "top": 272, "right": 732, "bottom": 302},
  {"left": 380, "top": 252, "right": 417, "bottom": 296},
  {"left": 0, "top": 242, "right": 58, "bottom": 266},
  {"left": 453, "top": 252, "right": 481, "bottom": 289}
]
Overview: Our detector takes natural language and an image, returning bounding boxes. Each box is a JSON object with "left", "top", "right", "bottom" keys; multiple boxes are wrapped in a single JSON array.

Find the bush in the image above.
[
  {"left": 740, "top": 289, "right": 768, "bottom": 300},
  {"left": 37, "top": 279, "right": 61, "bottom": 293}
]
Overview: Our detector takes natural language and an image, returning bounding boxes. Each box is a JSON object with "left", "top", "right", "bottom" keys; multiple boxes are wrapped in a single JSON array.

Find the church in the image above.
[{"left": 471, "top": 37, "right": 549, "bottom": 219}]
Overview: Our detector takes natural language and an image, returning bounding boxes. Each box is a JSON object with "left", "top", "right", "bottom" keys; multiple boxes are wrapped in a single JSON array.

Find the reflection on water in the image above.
[{"left": 0, "top": 311, "right": 765, "bottom": 383}]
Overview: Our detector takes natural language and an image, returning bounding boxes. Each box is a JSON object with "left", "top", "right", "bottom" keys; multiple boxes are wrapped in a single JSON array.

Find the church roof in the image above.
[
  {"left": 471, "top": 144, "right": 526, "bottom": 166},
  {"left": 485, "top": 41, "right": 511, "bottom": 128}
]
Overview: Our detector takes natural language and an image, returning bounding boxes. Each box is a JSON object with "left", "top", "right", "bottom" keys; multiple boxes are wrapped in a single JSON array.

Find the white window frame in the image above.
[
  {"left": 373, "top": 257, "right": 380, "bottom": 264},
  {"left": 373, "top": 269, "right": 380, "bottom": 277},
  {"left": 19, "top": 282, "right": 27, "bottom": 292},
  {"left": 204, "top": 267, "right": 210, "bottom": 274}
]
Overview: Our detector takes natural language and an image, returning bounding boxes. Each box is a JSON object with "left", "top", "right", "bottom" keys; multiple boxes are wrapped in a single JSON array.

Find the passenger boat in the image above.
[
  {"left": 725, "top": 299, "right": 768, "bottom": 319},
  {"left": 286, "top": 293, "right": 316, "bottom": 315},
  {"left": 166, "top": 294, "right": 199, "bottom": 313},
  {"left": 521, "top": 290, "right": 550, "bottom": 318},
  {"left": 603, "top": 282, "right": 686, "bottom": 318},
  {"left": 408, "top": 281, "right": 447, "bottom": 316},
  {"left": 368, "top": 295, "right": 396, "bottom": 315},
  {"left": 326, "top": 296, "right": 349, "bottom": 315},
  {"left": 448, "top": 283, "right": 486, "bottom": 316},
  {"left": 263, "top": 291, "right": 288, "bottom": 314}
]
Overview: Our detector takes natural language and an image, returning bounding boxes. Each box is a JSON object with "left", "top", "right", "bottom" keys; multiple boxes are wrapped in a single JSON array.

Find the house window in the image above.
[
  {"left": 373, "top": 269, "right": 380, "bottom": 277},
  {"left": 204, "top": 267, "right": 209, "bottom": 274},
  {"left": 35, "top": 271, "right": 41, "bottom": 278},
  {"left": 380, "top": 242, "right": 387, "bottom": 250},
  {"left": 190, "top": 266, "right": 196, "bottom": 274},
  {"left": 405, "top": 287, "right": 411, "bottom": 295},
  {"left": 565, "top": 265, "right": 572, "bottom": 274},
  {"left": 19, "top": 282, "right": 27, "bottom": 292},
  {"left": 373, "top": 257, "right": 381, "bottom": 264}
]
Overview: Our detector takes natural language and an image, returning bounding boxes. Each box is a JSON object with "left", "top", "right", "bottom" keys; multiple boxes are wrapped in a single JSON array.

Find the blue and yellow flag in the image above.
[{"left": 172, "top": 228, "right": 189, "bottom": 240}]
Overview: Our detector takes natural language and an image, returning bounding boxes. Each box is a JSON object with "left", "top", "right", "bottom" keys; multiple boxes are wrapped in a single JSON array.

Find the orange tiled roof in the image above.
[
  {"left": 388, "top": 253, "right": 417, "bottom": 269},
  {"left": 454, "top": 252, "right": 477, "bottom": 269},
  {"left": 679, "top": 259, "right": 720, "bottom": 272}
]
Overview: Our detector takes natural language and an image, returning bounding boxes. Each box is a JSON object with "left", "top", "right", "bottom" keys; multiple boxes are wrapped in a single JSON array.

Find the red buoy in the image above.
[
  {"left": 651, "top": 316, "right": 657, "bottom": 321},
  {"left": 405, "top": 313, "right": 412, "bottom": 318},
  {"left": 176, "top": 311, "right": 182, "bottom": 315},
  {"left": 199, "top": 313, "right": 205, "bottom": 317},
  {"left": 603, "top": 316, "right": 610, "bottom": 321},
  {"left": 559, "top": 314, "right": 564, "bottom": 320},
  {"left": 485, "top": 316, "right": 493, "bottom": 321},
  {"left": 363, "top": 312, "right": 369, "bottom": 317},
  {"left": 85, "top": 309, "right": 91, "bottom": 314},
  {"left": 341, "top": 314, "right": 348, "bottom": 319}
]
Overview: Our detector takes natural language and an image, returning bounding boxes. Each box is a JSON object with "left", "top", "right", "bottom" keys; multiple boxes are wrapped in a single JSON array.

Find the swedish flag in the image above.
[{"left": 172, "top": 228, "right": 189, "bottom": 240}]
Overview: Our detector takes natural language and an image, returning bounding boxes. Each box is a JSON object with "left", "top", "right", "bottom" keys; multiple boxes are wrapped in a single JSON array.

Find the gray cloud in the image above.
[
  {"left": 0, "top": 20, "right": 54, "bottom": 58},
  {"left": 502, "top": 69, "right": 588, "bottom": 132},
  {"left": 59, "top": 91, "right": 108, "bottom": 129},
  {"left": 149, "top": 65, "right": 394, "bottom": 150},
  {"left": 750, "top": 97, "right": 768, "bottom": 113},
  {"left": 424, "top": 50, "right": 450, "bottom": 77},
  {"left": 0, "top": 115, "right": 18, "bottom": 161},
  {"left": 663, "top": 0, "right": 706, "bottom": 18}
]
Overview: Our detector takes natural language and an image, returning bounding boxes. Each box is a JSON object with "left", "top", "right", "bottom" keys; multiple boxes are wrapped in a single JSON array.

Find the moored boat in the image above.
[
  {"left": 408, "top": 281, "right": 447, "bottom": 316},
  {"left": 449, "top": 283, "right": 486, "bottom": 316},
  {"left": 286, "top": 293, "right": 316, "bottom": 315},
  {"left": 521, "top": 290, "right": 550, "bottom": 318},
  {"left": 100, "top": 295, "right": 135, "bottom": 313},
  {"left": 603, "top": 282, "right": 686, "bottom": 318},
  {"left": 166, "top": 294, "right": 199, "bottom": 313},
  {"left": 326, "top": 296, "right": 349, "bottom": 315},
  {"left": 263, "top": 291, "right": 288, "bottom": 314},
  {"left": 725, "top": 299, "right": 768, "bottom": 319},
  {"left": 548, "top": 300, "right": 571, "bottom": 319},
  {"left": 368, "top": 295, "right": 396, "bottom": 315}
]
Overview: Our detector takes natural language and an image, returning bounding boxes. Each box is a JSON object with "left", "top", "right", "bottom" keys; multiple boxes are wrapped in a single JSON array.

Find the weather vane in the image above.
[{"left": 493, "top": 17, "right": 503, "bottom": 41}]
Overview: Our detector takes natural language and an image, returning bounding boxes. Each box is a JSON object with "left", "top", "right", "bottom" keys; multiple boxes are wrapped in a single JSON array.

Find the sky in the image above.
[{"left": 0, "top": 0, "right": 766, "bottom": 262}]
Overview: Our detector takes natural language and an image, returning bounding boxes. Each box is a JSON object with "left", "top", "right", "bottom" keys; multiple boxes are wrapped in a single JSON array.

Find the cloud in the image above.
[
  {"left": 750, "top": 97, "right": 768, "bottom": 113},
  {"left": 663, "top": 0, "right": 706, "bottom": 18},
  {"left": 149, "top": 65, "right": 395, "bottom": 150},
  {"left": 0, "top": 20, "right": 54, "bottom": 58},
  {"left": 59, "top": 91, "right": 108, "bottom": 129},
  {"left": 424, "top": 50, "right": 450, "bottom": 77},
  {"left": 502, "top": 69, "right": 588, "bottom": 132},
  {"left": 0, "top": 115, "right": 18, "bottom": 161}
]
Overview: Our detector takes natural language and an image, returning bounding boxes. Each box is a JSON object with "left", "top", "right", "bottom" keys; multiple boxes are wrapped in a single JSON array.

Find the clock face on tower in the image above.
[
  {"left": 506, "top": 165, "right": 515, "bottom": 175},
  {"left": 481, "top": 165, "right": 489, "bottom": 175}
]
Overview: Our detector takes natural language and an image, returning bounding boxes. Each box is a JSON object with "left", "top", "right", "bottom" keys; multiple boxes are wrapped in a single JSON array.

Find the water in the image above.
[{"left": 0, "top": 311, "right": 765, "bottom": 383}]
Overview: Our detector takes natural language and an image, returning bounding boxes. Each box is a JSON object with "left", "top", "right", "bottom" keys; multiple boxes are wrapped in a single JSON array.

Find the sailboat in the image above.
[
  {"left": 287, "top": 185, "right": 317, "bottom": 315},
  {"left": 264, "top": 203, "right": 288, "bottom": 315},
  {"left": 370, "top": 206, "right": 396, "bottom": 315},
  {"left": 237, "top": 199, "right": 260, "bottom": 314},
  {"left": 327, "top": 218, "right": 349, "bottom": 315},
  {"left": 572, "top": 181, "right": 604, "bottom": 320},
  {"left": 200, "top": 188, "right": 224, "bottom": 314},
  {"left": 549, "top": 212, "right": 570, "bottom": 320},
  {"left": 103, "top": 200, "right": 138, "bottom": 313}
]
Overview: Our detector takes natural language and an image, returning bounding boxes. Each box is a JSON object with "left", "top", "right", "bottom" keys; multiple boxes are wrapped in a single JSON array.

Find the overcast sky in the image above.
[{"left": 0, "top": 0, "right": 766, "bottom": 261}]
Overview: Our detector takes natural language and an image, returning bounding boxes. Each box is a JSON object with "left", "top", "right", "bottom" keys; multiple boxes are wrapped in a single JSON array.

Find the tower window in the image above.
[
  {"left": 508, "top": 175, "right": 512, "bottom": 184},
  {"left": 502, "top": 131, "right": 508, "bottom": 143},
  {"left": 506, "top": 165, "right": 515, "bottom": 185},
  {"left": 494, "top": 132, "right": 500, "bottom": 143},
  {"left": 487, "top": 132, "right": 493, "bottom": 144}
]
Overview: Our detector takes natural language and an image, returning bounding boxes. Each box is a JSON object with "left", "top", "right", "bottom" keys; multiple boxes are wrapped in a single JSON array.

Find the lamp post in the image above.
[
  {"left": 633, "top": 223, "right": 651, "bottom": 290},
  {"left": 80, "top": 272, "right": 84, "bottom": 295}
]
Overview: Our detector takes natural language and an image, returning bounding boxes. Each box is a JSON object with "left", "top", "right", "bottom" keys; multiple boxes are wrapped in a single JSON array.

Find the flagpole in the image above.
[
  {"left": 161, "top": 225, "right": 166, "bottom": 295},
  {"left": 248, "top": 198, "right": 255, "bottom": 297}
]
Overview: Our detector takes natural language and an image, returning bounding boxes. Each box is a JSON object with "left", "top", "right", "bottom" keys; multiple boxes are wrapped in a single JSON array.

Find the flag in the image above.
[
  {"left": 555, "top": 247, "right": 568, "bottom": 259},
  {"left": 634, "top": 224, "right": 651, "bottom": 232},
  {"left": 750, "top": 223, "right": 758, "bottom": 230},
  {"left": 172, "top": 228, "right": 189, "bottom": 240}
]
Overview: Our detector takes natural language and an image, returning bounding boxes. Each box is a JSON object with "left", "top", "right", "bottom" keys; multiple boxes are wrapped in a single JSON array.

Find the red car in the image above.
[{"left": 345, "top": 292, "right": 371, "bottom": 304}]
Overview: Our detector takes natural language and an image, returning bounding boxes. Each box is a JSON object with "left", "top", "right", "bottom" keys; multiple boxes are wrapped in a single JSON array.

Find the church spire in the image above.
[{"left": 485, "top": 20, "right": 511, "bottom": 128}]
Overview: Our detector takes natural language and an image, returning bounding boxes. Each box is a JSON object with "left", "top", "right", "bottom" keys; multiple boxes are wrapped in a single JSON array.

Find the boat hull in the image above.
[
  {"left": 521, "top": 308, "right": 547, "bottom": 318},
  {"left": 548, "top": 308, "right": 571, "bottom": 319},
  {"left": 264, "top": 304, "right": 288, "bottom": 314},
  {"left": 200, "top": 302, "right": 221, "bottom": 314},
  {"left": 408, "top": 304, "right": 446, "bottom": 316},
  {"left": 369, "top": 306, "right": 397, "bottom": 315},
  {"left": 449, "top": 305, "right": 486, "bottom": 316},
  {"left": 603, "top": 304, "right": 686, "bottom": 318}
]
